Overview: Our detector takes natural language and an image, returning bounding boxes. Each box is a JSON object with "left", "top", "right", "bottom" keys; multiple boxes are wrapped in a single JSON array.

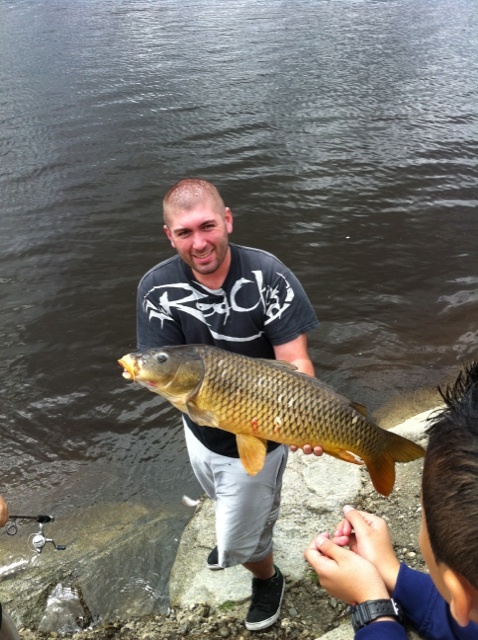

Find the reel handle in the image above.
[{"left": 5, "top": 515, "right": 66, "bottom": 553}]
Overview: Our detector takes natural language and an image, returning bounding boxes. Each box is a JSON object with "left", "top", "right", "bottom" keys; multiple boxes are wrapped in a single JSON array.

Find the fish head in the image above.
[{"left": 118, "top": 346, "right": 205, "bottom": 406}]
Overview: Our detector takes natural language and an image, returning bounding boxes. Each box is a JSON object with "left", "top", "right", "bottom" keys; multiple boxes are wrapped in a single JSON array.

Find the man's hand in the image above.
[
  {"left": 289, "top": 444, "right": 324, "bottom": 456},
  {"left": 305, "top": 533, "right": 390, "bottom": 604}
]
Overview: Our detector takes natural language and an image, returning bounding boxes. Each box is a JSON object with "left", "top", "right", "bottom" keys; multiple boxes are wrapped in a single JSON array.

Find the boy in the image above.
[{"left": 305, "top": 361, "right": 478, "bottom": 638}]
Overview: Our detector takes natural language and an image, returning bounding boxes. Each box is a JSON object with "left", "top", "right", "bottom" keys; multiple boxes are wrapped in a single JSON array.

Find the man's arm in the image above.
[
  {"left": 273, "top": 333, "right": 315, "bottom": 376},
  {"left": 273, "top": 334, "right": 323, "bottom": 456}
]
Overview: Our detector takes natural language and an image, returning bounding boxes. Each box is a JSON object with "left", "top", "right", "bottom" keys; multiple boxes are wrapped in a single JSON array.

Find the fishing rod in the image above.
[{"left": 5, "top": 514, "right": 67, "bottom": 554}]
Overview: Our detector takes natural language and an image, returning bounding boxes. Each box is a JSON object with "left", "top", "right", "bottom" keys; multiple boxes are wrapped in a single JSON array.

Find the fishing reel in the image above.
[{"left": 6, "top": 514, "right": 67, "bottom": 554}]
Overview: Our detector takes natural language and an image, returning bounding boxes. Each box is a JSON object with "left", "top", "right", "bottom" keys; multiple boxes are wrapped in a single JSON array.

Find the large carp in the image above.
[{"left": 118, "top": 344, "right": 425, "bottom": 496}]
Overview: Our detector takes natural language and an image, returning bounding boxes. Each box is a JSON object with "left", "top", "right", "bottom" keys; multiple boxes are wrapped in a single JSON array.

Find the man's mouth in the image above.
[{"left": 194, "top": 249, "right": 214, "bottom": 260}]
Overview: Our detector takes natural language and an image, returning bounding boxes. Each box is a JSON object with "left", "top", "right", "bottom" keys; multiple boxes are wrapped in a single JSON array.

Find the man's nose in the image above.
[{"left": 192, "top": 232, "right": 208, "bottom": 250}]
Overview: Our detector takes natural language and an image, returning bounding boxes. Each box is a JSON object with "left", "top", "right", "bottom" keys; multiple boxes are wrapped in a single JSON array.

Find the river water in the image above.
[{"left": 1, "top": 0, "right": 477, "bottom": 620}]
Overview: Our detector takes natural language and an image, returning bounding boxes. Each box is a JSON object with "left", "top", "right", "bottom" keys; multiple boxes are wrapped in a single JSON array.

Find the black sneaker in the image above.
[
  {"left": 206, "top": 546, "right": 224, "bottom": 571},
  {"left": 245, "top": 565, "right": 285, "bottom": 631}
]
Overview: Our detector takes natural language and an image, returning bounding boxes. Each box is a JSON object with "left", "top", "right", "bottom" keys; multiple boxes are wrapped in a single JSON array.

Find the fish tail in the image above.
[{"left": 365, "top": 431, "right": 425, "bottom": 497}]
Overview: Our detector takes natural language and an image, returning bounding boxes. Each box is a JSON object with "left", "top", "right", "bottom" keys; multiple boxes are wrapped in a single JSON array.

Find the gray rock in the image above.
[
  {"left": 170, "top": 410, "right": 433, "bottom": 639},
  {"left": 38, "top": 583, "right": 86, "bottom": 634},
  {"left": 169, "top": 449, "right": 362, "bottom": 607},
  {"left": 1, "top": 409, "right": 433, "bottom": 638}
]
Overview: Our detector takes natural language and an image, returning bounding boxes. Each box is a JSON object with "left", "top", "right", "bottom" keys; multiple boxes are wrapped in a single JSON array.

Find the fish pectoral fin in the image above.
[
  {"left": 326, "top": 447, "right": 364, "bottom": 466},
  {"left": 236, "top": 434, "right": 268, "bottom": 476},
  {"left": 168, "top": 398, "right": 190, "bottom": 413},
  {"left": 186, "top": 404, "right": 220, "bottom": 428}
]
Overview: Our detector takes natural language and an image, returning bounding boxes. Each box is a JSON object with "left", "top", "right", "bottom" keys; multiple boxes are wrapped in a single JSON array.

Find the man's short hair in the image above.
[
  {"left": 163, "top": 178, "right": 225, "bottom": 225},
  {"left": 423, "top": 361, "right": 478, "bottom": 590}
]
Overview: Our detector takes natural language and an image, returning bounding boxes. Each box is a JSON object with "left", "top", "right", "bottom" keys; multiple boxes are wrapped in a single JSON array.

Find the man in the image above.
[
  {"left": 305, "top": 361, "right": 478, "bottom": 639},
  {"left": 137, "top": 178, "right": 321, "bottom": 631}
]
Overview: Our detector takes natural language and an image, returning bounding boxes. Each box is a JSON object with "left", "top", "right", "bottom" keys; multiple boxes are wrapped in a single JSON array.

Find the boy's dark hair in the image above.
[{"left": 423, "top": 361, "right": 478, "bottom": 590}]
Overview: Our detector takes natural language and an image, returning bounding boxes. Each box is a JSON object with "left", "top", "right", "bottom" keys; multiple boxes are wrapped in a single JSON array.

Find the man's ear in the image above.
[
  {"left": 443, "top": 568, "right": 475, "bottom": 627},
  {"left": 224, "top": 207, "right": 233, "bottom": 233},
  {"left": 163, "top": 224, "right": 175, "bottom": 248}
]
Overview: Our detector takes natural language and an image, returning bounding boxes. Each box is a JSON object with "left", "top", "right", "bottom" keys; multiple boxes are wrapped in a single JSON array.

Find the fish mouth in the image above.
[{"left": 118, "top": 356, "right": 137, "bottom": 382}]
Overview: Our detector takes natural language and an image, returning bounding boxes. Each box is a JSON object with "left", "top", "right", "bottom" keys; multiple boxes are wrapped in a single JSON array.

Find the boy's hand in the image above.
[
  {"left": 333, "top": 505, "right": 401, "bottom": 593},
  {"left": 305, "top": 534, "right": 390, "bottom": 604}
]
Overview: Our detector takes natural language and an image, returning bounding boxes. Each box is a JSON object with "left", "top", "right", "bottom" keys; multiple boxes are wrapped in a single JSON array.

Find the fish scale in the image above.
[
  {"left": 118, "top": 344, "right": 425, "bottom": 496},
  {"left": 197, "top": 347, "right": 380, "bottom": 453}
]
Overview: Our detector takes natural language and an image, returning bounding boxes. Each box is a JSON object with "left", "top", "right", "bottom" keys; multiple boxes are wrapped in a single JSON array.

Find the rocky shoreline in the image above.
[
  {"left": 17, "top": 475, "right": 427, "bottom": 640},
  {"left": 10, "top": 407, "right": 433, "bottom": 640}
]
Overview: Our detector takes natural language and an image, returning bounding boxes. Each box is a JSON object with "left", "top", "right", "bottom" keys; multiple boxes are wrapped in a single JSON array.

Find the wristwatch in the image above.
[{"left": 350, "top": 598, "right": 403, "bottom": 632}]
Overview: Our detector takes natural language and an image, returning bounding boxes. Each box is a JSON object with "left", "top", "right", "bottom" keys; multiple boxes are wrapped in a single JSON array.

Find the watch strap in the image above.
[{"left": 350, "top": 598, "right": 403, "bottom": 632}]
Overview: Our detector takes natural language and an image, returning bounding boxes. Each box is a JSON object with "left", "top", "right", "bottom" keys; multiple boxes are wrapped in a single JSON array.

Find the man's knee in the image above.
[{"left": 217, "top": 535, "right": 273, "bottom": 567}]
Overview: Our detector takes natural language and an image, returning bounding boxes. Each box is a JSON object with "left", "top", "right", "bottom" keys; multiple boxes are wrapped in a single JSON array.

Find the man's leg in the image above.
[
  {"left": 212, "top": 444, "right": 288, "bottom": 568},
  {"left": 184, "top": 427, "right": 288, "bottom": 631},
  {"left": 243, "top": 552, "right": 275, "bottom": 580},
  {"left": 211, "top": 444, "right": 288, "bottom": 631}
]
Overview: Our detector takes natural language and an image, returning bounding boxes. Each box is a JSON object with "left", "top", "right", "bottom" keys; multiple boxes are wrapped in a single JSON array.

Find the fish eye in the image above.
[{"left": 156, "top": 353, "right": 168, "bottom": 364}]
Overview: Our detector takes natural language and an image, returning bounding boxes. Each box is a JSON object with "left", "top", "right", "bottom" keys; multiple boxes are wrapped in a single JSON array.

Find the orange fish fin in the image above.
[
  {"left": 187, "top": 404, "right": 220, "bottom": 428},
  {"left": 350, "top": 401, "right": 368, "bottom": 417},
  {"left": 365, "top": 431, "right": 425, "bottom": 497},
  {"left": 236, "top": 434, "right": 267, "bottom": 476},
  {"left": 364, "top": 452, "right": 396, "bottom": 497},
  {"left": 326, "top": 447, "right": 364, "bottom": 466}
]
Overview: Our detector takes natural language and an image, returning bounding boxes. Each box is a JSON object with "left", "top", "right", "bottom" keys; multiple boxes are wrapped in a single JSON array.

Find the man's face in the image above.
[{"left": 164, "top": 202, "right": 233, "bottom": 279}]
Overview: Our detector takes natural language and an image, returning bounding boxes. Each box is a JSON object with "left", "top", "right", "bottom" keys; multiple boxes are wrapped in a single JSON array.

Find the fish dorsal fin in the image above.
[
  {"left": 350, "top": 401, "right": 367, "bottom": 417},
  {"left": 259, "top": 359, "right": 298, "bottom": 372},
  {"left": 186, "top": 403, "right": 220, "bottom": 428},
  {"left": 236, "top": 434, "right": 268, "bottom": 476}
]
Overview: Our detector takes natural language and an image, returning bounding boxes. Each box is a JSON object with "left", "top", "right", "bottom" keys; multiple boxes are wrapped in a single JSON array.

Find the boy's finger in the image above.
[
  {"left": 306, "top": 531, "right": 329, "bottom": 552},
  {"left": 315, "top": 534, "right": 344, "bottom": 560},
  {"left": 342, "top": 505, "right": 372, "bottom": 535},
  {"left": 334, "top": 517, "right": 352, "bottom": 538}
]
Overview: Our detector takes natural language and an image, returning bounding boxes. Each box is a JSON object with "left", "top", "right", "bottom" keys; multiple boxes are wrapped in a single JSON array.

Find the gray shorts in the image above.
[{"left": 184, "top": 423, "right": 288, "bottom": 568}]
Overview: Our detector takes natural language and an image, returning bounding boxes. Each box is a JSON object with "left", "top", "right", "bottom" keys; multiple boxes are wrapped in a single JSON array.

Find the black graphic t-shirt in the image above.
[{"left": 137, "top": 243, "right": 319, "bottom": 456}]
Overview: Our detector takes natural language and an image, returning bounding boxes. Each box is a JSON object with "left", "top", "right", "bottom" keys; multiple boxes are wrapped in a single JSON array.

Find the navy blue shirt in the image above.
[
  {"left": 356, "top": 564, "right": 478, "bottom": 639},
  {"left": 137, "top": 243, "right": 319, "bottom": 456}
]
